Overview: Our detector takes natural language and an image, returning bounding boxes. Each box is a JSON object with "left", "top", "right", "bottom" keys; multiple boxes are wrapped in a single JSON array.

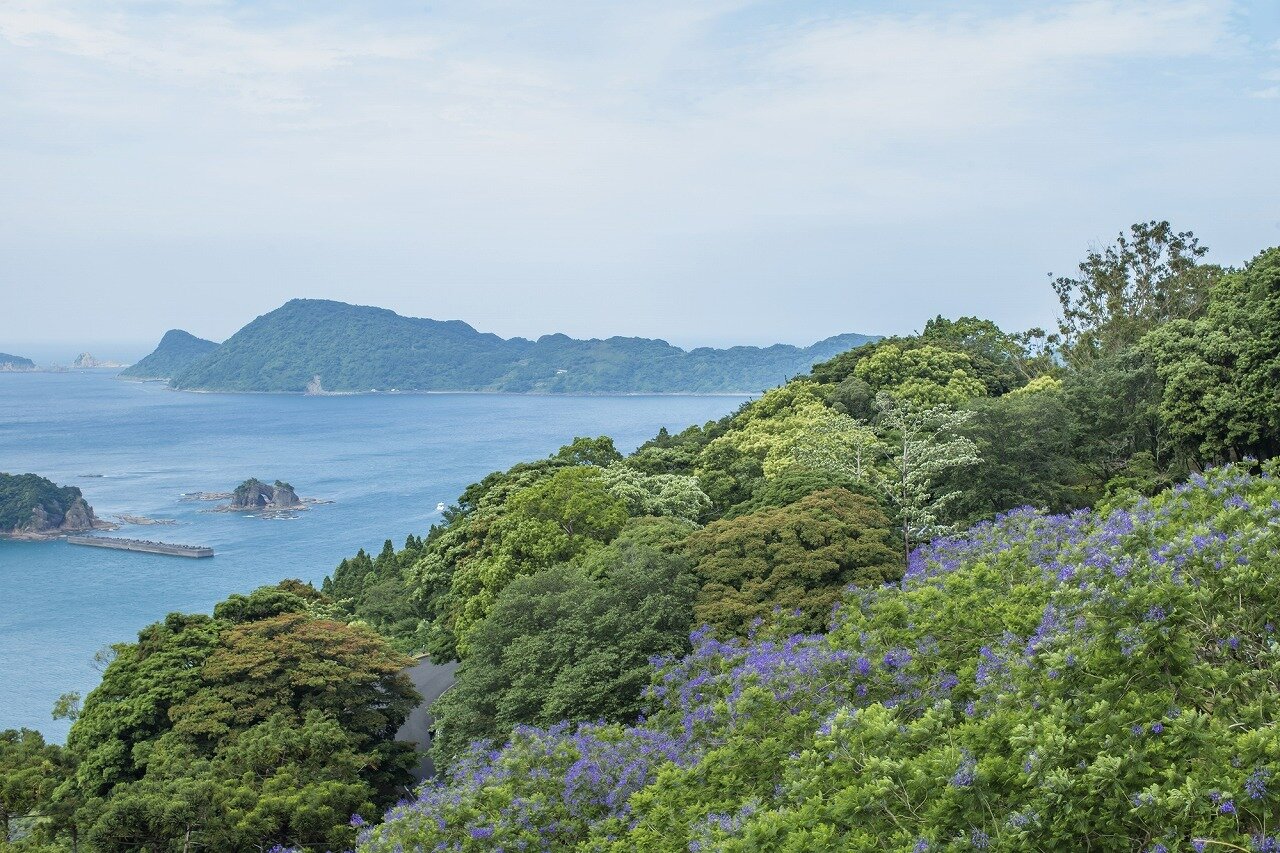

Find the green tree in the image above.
[
  {"left": 506, "top": 466, "right": 628, "bottom": 541},
  {"left": 554, "top": 435, "right": 623, "bottom": 467},
  {"left": 695, "top": 385, "right": 847, "bottom": 509},
  {"left": 1052, "top": 220, "right": 1217, "bottom": 367},
  {"left": 684, "top": 488, "right": 900, "bottom": 635},
  {"left": 66, "top": 612, "right": 223, "bottom": 798},
  {"left": 0, "top": 729, "right": 66, "bottom": 846},
  {"left": 168, "top": 612, "right": 417, "bottom": 799},
  {"left": 431, "top": 545, "right": 697, "bottom": 765},
  {"left": 1059, "top": 347, "right": 1173, "bottom": 492},
  {"left": 597, "top": 464, "right": 711, "bottom": 522},
  {"left": 322, "top": 537, "right": 430, "bottom": 651},
  {"left": 920, "top": 315, "right": 1052, "bottom": 395},
  {"left": 776, "top": 403, "right": 880, "bottom": 485},
  {"left": 212, "top": 584, "right": 310, "bottom": 624},
  {"left": 629, "top": 420, "right": 727, "bottom": 476},
  {"left": 852, "top": 343, "right": 987, "bottom": 407},
  {"left": 61, "top": 585, "right": 420, "bottom": 852},
  {"left": 870, "top": 392, "right": 981, "bottom": 558},
  {"left": 723, "top": 468, "right": 862, "bottom": 520},
  {"left": 212, "top": 712, "right": 377, "bottom": 851},
  {"left": 939, "top": 385, "right": 1082, "bottom": 523},
  {"left": 447, "top": 466, "right": 630, "bottom": 655},
  {"left": 1143, "top": 247, "right": 1280, "bottom": 463}
]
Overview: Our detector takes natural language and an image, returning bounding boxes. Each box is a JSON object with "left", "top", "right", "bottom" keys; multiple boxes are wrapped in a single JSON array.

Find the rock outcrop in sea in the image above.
[
  {"left": 229, "top": 479, "right": 303, "bottom": 510},
  {"left": 72, "top": 353, "right": 127, "bottom": 369}
]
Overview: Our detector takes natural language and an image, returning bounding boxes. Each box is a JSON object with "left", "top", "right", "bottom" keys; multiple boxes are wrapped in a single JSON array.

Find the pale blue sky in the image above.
[{"left": 2, "top": 0, "right": 1278, "bottom": 357}]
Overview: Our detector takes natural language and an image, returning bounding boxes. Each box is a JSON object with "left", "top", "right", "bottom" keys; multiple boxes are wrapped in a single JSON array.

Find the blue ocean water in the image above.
[{"left": 0, "top": 370, "right": 747, "bottom": 741}]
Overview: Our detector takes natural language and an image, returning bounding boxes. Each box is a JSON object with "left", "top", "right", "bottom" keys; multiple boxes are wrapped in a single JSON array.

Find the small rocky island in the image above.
[
  {"left": 72, "top": 352, "right": 127, "bottom": 369},
  {"left": 230, "top": 478, "right": 304, "bottom": 510},
  {"left": 0, "top": 473, "right": 114, "bottom": 538},
  {"left": 190, "top": 478, "right": 329, "bottom": 517}
]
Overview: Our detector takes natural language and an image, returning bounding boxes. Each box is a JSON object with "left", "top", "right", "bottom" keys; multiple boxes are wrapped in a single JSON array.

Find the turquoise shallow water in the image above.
[{"left": 0, "top": 370, "right": 747, "bottom": 741}]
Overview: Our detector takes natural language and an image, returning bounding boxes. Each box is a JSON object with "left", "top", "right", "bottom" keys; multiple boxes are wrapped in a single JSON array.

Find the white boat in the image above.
[{"left": 436, "top": 502, "right": 446, "bottom": 513}]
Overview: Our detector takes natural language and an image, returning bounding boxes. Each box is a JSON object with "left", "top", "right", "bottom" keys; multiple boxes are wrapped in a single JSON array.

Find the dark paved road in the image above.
[{"left": 397, "top": 657, "right": 459, "bottom": 781}]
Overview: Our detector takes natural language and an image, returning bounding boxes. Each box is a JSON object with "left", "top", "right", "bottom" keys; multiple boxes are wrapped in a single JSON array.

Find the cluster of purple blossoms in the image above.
[
  {"left": 1247, "top": 768, "right": 1271, "bottom": 800},
  {"left": 356, "top": 464, "right": 1280, "bottom": 851}
]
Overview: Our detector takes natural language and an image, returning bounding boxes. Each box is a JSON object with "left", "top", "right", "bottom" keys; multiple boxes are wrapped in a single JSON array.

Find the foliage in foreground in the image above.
[
  {"left": 430, "top": 542, "right": 699, "bottom": 764},
  {"left": 26, "top": 583, "right": 420, "bottom": 853},
  {"left": 357, "top": 464, "right": 1280, "bottom": 852}
]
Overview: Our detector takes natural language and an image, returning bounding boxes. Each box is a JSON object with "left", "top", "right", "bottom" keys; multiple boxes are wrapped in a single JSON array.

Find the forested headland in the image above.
[
  {"left": 145, "top": 298, "right": 877, "bottom": 394},
  {"left": 0, "top": 354, "right": 36, "bottom": 372},
  {"left": 0, "top": 474, "right": 100, "bottom": 538},
  {"left": 7, "top": 222, "right": 1280, "bottom": 852},
  {"left": 117, "top": 331, "right": 219, "bottom": 381}
]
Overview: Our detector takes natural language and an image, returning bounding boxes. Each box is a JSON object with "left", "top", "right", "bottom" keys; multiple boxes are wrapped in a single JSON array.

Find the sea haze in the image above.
[{"left": 0, "top": 370, "right": 748, "bottom": 740}]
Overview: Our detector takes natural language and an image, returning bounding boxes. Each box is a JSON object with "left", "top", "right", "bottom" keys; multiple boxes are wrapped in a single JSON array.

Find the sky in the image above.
[{"left": 2, "top": 0, "right": 1278, "bottom": 359}]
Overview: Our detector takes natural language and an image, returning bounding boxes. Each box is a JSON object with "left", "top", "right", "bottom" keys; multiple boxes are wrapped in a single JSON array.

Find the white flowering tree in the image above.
[{"left": 870, "top": 391, "right": 981, "bottom": 559}]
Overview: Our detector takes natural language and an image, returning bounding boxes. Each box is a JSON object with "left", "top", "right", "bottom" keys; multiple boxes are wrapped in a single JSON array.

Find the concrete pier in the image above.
[{"left": 66, "top": 535, "right": 214, "bottom": 558}]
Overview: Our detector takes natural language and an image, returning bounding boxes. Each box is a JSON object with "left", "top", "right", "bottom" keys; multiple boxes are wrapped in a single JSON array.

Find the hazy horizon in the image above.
[
  {"left": 3, "top": 1, "right": 1279, "bottom": 350},
  {"left": 2, "top": 298, "right": 886, "bottom": 367}
]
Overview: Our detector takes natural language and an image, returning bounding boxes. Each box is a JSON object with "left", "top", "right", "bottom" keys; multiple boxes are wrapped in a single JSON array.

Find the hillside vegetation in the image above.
[
  {"left": 165, "top": 298, "right": 877, "bottom": 393},
  {"left": 0, "top": 474, "right": 93, "bottom": 535},
  {"left": 2, "top": 584, "right": 418, "bottom": 852},
  {"left": 8, "top": 223, "right": 1280, "bottom": 852},
  {"left": 118, "top": 330, "right": 219, "bottom": 380}
]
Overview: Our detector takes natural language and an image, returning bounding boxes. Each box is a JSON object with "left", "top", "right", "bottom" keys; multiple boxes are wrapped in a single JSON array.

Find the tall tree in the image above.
[
  {"left": 0, "top": 729, "right": 66, "bottom": 846},
  {"left": 1051, "top": 220, "right": 1217, "bottom": 367},
  {"left": 1143, "top": 247, "right": 1280, "bottom": 463},
  {"left": 870, "top": 392, "right": 981, "bottom": 558},
  {"left": 61, "top": 585, "right": 420, "bottom": 852},
  {"left": 431, "top": 545, "right": 697, "bottom": 765},
  {"left": 684, "top": 488, "right": 900, "bottom": 635}
]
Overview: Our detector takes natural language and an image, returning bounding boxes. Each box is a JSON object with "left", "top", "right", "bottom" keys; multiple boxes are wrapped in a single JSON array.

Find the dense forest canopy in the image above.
[
  {"left": 4, "top": 583, "right": 418, "bottom": 852},
  {"left": 9, "top": 223, "right": 1280, "bottom": 852}
]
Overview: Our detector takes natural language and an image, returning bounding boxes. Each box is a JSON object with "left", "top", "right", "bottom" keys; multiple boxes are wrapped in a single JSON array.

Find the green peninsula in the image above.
[
  {"left": 119, "top": 329, "right": 220, "bottom": 380},
  {"left": 160, "top": 299, "right": 876, "bottom": 394}
]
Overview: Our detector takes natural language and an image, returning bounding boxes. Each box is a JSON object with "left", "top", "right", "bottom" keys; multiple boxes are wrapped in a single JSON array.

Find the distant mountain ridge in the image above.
[
  {"left": 120, "top": 329, "right": 220, "bottom": 380},
  {"left": 137, "top": 299, "right": 877, "bottom": 394}
]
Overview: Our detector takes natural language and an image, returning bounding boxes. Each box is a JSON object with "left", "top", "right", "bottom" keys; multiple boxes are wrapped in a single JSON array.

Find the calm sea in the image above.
[{"left": 0, "top": 370, "right": 747, "bottom": 741}]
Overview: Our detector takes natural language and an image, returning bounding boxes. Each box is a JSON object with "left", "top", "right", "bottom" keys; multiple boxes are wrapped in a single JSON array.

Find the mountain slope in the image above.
[
  {"left": 120, "top": 330, "right": 220, "bottom": 380},
  {"left": 169, "top": 299, "right": 878, "bottom": 394},
  {"left": 0, "top": 352, "right": 35, "bottom": 371}
]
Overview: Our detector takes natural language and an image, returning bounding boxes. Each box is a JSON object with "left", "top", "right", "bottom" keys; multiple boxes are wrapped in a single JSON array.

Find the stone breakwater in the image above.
[{"left": 66, "top": 536, "right": 214, "bottom": 558}]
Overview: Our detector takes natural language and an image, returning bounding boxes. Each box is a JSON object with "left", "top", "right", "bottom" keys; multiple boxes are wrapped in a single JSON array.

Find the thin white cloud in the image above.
[
  {"left": 0, "top": 1, "right": 1233, "bottom": 122},
  {"left": 0, "top": 0, "right": 1273, "bottom": 346}
]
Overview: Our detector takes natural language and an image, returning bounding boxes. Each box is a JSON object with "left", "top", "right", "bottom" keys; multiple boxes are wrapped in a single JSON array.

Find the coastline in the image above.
[{"left": 2, "top": 521, "right": 118, "bottom": 542}]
